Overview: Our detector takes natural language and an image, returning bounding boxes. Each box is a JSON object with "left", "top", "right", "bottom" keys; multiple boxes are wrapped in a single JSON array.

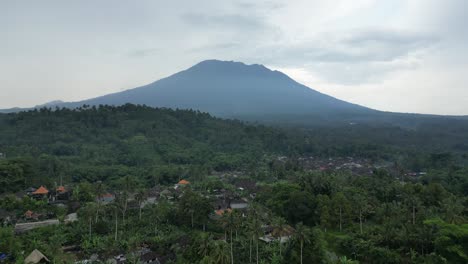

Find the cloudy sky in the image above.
[{"left": 1, "top": 0, "right": 467, "bottom": 114}]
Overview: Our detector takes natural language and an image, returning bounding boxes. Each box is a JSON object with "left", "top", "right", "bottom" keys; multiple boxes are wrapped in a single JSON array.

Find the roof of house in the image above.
[
  {"left": 215, "top": 208, "right": 232, "bottom": 216},
  {"left": 178, "top": 179, "right": 190, "bottom": 185},
  {"left": 141, "top": 251, "right": 161, "bottom": 262},
  {"left": 24, "top": 249, "right": 50, "bottom": 264},
  {"left": 32, "top": 186, "right": 49, "bottom": 195},
  {"left": 56, "top": 186, "right": 66, "bottom": 193},
  {"left": 26, "top": 187, "right": 37, "bottom": 192}
]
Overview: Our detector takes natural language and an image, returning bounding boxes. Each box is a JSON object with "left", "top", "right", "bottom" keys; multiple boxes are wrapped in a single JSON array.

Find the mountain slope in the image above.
[
  {"left": 5, "top": 60, "right": 467, "bottom": 126},
  {"left": 59, "top": 60, "right": 373, "bottom": 118}
]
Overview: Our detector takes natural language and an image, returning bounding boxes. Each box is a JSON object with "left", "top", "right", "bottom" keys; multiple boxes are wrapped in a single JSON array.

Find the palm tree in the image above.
[
  {"left": 219, "top": 210, "right": 235, "bottom": 263},
  {"left": 294, "top": 222, "right": 311, "bottom": 264},
  {"left": 80, "top": 202, "right": 97, "bottom": 237},
  {"left": 210, "top": 240, "right": 230, "bottom": 264},
  {"left": 106, "top": 203, "right": 120, "bottom": 241},
  {"left": 134, "top": 190, "right": 147, "bottom": 221},
  {"left": 271, "top": 216, "right": 288, "bottom": 257},
  {"left": 247, "top": 204, "right": 263, "bottom": 264},
  {"left": 94, "top": 181, "right": 105, "bottom": 223},
  {"left": 197, "top": 233, "right": 213, "bottom": 258}
]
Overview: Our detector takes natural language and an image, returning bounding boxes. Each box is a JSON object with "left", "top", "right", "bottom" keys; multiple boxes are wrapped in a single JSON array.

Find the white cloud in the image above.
[{"left": 0, "top": 0, "right": 467, "bottom": 114}]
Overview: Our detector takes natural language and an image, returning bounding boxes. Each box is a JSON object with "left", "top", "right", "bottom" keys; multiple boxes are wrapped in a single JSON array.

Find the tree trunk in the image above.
[
  {"left": 139, "top": 206, "right": 142, "bottom": 221},
  {"left": 339, "top": 207, "right": 342, "bottom": 232},
  {"left": 89, "top": 219, "right": 92, "bottom": 237},
  {"left": 114, "top": 213, "right": 118, "bottom": 241},
  {"left": 300, "top": 240, "right": 303, "bottom": 264},
  {"left": 359, "top": 209, "right": 363, "bottom": 234},
  {"left": 279, "top": 240, "right": 282, "bottom": 256},
  {"left": 249, "top": 237, "right": 252, "bottom": 264},
  {"left": 230, "top": 229, "right": 234, "bottom": 264},
  {"left": 412, "top": 205, "right": 415, "bottom": 225},
  {"left": 191, "top": 211, "right": 194, "bottom": 228},
  {"left": 256, "top": 238, "right": 259, "bottom": 264},
  {"left": 95, "top": 207, "right": 99, "bottom": 223}
]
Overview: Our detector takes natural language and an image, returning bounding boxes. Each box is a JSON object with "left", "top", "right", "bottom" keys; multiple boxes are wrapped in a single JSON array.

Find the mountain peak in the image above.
[{"left": 188, "top": 59, "right": 272, "bottom": 75}]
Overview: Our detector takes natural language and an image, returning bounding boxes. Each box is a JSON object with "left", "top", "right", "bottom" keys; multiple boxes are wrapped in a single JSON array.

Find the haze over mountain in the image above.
[
  {"left": 1, "top": 60, "right": 374, "bottom": 120},
  {"left": 3, "top": 60, "right": 467, "bottom": 126}
]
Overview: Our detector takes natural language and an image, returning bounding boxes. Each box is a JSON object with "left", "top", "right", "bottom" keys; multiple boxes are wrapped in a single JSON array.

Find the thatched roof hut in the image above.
[{"left": 24, "top": 249, "right": 50, "bottom": 263}]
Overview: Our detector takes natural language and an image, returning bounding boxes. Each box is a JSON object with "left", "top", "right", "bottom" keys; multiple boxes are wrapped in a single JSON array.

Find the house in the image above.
[
  {"left": 64, "top": 213, "right": 78, "bottom": 223},
  {"left": 259, "top": 225, "right": 294, "bottom": 244},
  {"left": 229, "top": 199, "right": 249, "bottom": 209},
  {"left": 24, "top": 249, "right": 50, "bottom": 264},
  {"left": 24, "top": 210, "right": 41, "bottom": 220},
  {"left": 56, "top": 186, "right": 66, "bottom": 193},
  {"left": 25, "top": 187, "right": 37, "bottom": 196},
  {"left": 175, "top": 179, "right": 190, "bottom": 189},
  {"left": 140, "top": 252, "right": 162, "bottom": 264},
  {"left": 32, "top": 186, "right": 49, "bottom": 200},
  {"left": 97, "top": 193, "right": 115, "bottom": 204},
  {"left": 55, "top": 186, "right": 70, "bottom": 200},
  {"left": 160, "top": 189, "right": 174, "bottom": 200},
  {"left": 210, "top": 208, "right": 232, "bottom": 220},
  {"left": 0, "top": 209, "right": 13, "bottom": 226}
]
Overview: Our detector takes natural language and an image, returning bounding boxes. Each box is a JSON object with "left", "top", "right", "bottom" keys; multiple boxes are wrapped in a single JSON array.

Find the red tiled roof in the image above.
[
  {"left": 215, "top": 208, "right": 232, "bottom": 216},
  {"left": 56, "top": 186, "right": 66, "bottom": 193},
  {"left": 178, "top": 179, "right": 190, "bottom": 185},
  {"left": 33, "top": 186, "right": 49, "bottom": 195}
]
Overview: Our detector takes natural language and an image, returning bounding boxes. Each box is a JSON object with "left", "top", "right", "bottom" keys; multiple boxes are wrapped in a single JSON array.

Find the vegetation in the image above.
[{"left": 0, "top": 104, "right": 467, "bottom": 263}]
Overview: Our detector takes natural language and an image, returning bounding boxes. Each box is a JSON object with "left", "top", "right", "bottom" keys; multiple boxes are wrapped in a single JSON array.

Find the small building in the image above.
[
  {"left": 64, "top": 213, "right": 78, "bottom": 223},
  {"left": 160, "top": 189, "right": 174, "bottom": 200},
  {"left": 56, "top": 186, "right": 66, "bottom": 193},
  {"left": 229, "top": 199, "right": 248, "bottom": 209},
  {"left": 26, "top": 187, "right": 37, "bottom": 196},
  {"left": 0, "top": 209, "right": 14, "bottom": 226},
  {"left": 210, "top": 208, "right": 232, "bottom": 220},
  {"left": 24, "top": 249, "right": 50, "bottom": 264},
  {"left": 32, "top": 186, "right": 49, "bottom": 200},
  {"left": 97, "top": 193, "right": 115, "bottom": 204},
  {"left": 175, "top": 179, "right": 190, "bottom": 188},
  {"left": 24, "top": 210, "right": 43, "bottom": 221},
  {"left": 141, "top": 252, "right": 162, "bottom": 264}
]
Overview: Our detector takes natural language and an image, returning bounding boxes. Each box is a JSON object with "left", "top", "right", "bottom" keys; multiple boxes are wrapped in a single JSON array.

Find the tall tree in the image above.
[{"left": 294, "top": 222, "right": 311, "bottom": 264}]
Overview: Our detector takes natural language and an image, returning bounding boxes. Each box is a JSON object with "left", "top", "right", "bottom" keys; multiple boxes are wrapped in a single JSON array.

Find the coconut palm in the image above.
[
  {"left": 294, "top": 222, "right": 311, "bottom": 264},
  {"left": 247, "top": 204, "right": 263, "bottom": 264},
  {"left": 134, "top": 189, "right": 147, "bottom": 221},
  {"left": 210, "top": 240, "right": 230, "bottom": 264},
  {"left": 80, "top": 202, "right": 97, "bottom": 236},
  {"left": 197, "top": 232, "right": 213, "bottom": 258},
  {"left": 106, "top": 203, "right": 121, "bottom": 241},
  {"left": 271, "top": 216, "right": 288, "bottom": 257}
]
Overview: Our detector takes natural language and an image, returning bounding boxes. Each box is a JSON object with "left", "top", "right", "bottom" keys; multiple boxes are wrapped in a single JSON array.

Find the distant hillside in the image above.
[
  {"left": 1, "top": 104, "right": 468, "bottom": 191},
  {"left": 3, "top": 60, "right": 468, "bottom": 127},
  {"left": 0, "top": 104, "right": 297, "bottom": 188}
]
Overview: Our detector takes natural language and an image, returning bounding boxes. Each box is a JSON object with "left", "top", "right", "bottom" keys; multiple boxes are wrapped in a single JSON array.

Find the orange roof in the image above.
[
  {"left": 56, "top": 186, "right": 66, "bottom": 193},
  {"left": 33, "top": 186, "right": 49, "bottom": 195},
  {"left": 178, "top": 179, "right": 190, "bottom": 185},
  {"left": 215, "top": 208, "right": 232, "bottom": 216},
  {"left": 25, "top": 210, "right": 33, "bottom": 217}
]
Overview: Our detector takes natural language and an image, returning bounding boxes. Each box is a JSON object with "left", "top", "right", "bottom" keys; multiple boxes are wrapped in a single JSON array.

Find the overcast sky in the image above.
[{"left": 1, "top": 0, "right": 467, "bottom": 114}]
